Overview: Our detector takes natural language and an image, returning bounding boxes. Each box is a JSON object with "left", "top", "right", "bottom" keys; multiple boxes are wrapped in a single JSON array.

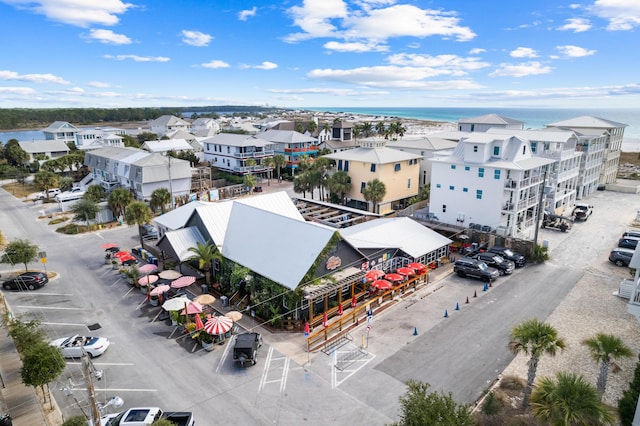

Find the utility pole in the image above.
[
  {"left": 82, "top": 351, "right": 101, "bottom": 426},
  {"left": 168, "top": 155, "right": 174, "bottom": 210}
]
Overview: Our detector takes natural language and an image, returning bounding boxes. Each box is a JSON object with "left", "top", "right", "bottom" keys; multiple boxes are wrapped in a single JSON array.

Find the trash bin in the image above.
[
  {"left": 148, "top": 255, "right": 158, "bottom": 266},
  {"left": 200, "top": 284, "right": 208, "bottom": 294},
  {"left": 220, "top": 296, "right": 229, "bottom": 307}
]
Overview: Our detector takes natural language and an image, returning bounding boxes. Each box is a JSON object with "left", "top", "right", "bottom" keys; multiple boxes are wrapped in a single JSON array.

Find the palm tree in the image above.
[
  {"left": 293, "top": 173, "right": 312, "bottom": 198},
  {"left": 530, "top": 372, "right": 616, "bottom": 425},
  {"left": 509, "top": 318, "right": 566, "bottom": 409},
  {"left": 263, "top": 156, "right": 274, "bottom": 185},
  {"left": 312, "top": 157, "right": 330, "bottom": 200},
  {"left": 375, "top": 121, "right": 386, "bottom": 137},
  {"left": 583, "top": 333, "right": 633, "bottom": 398},
  {"left": 187, "top": 241, "right": 220, "bottom": 286},
  {"left": 243, "top": 173, "right": 257, "bottom": 193},
  {"left": 307, "top": 120, "right": 317, "bottom": 135},
  {"left": 124, "top": 201, "right": 153, "bottom": 247},
  {"left": 322, "top": 122, "right": 332, "bottom": 140},
  {"left": 108, "top": 187, "right": 133, "bottom": 220},
  {"left": 150, "top": 188, "right": 171, "bottom": 213},
  {"left": 352, "top": 125, "right": 362, "bottom": 144},
  {"left": 361, "top": 121, "right": 373, "bottom": 138},
  {"left": 71, "top": 199, "right": 99, "bottom": 229},
  {"left": 272, "top": 154, "right": 286, "bottom": 182},
  {"left": 33, "top": 171, "right": 59, "bottom": 200},
  {"left": 327, "top": 171, "right": 351, "bottom": 205},
  {"left": 362, "top": 179, "right": 386, "bottom": 213},
  {"left": 84, "top": 184, "right": 105, "bottom": 203}
]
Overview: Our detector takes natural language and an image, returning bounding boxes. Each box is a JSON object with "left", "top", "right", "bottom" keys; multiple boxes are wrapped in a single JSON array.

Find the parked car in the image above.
[
  {"left": 141, "top": 224, "right": 159, "bottom": 240},
  {"left": 50, "top": 335, "right": 110, "bottom": 358},
  {"left": 542, "top": 211, "right": 572, "bottom": 232},
  {"left": 101, "top": 407, "right": 163, "bottom": 426},
  {"left": 233, "top": 332, "right": 263, "bottom": 367},
  {"left": 618, "top": 237, "right": 640, "bottom": 250},
  {"left": 453, "top": 257, "right": 500, "bottom": 282},
  {"left": 473, "top": 252, "right": 515, "bottom": 275},
  {"left": 2, "top": 272, "right": 48, "bottom": 291},
  {"left": 622, "top": 230, "right": 640, "bottom": 239},
  {"left": 572, "top": 203, "right": 594, "bottom": 221},
  {"left": 35, "top": 188, "right": 60, "bottom": 200},
  {"left": 487, "top": 246, "right": 526, "bottom": 268},
  {"left": 609, "top": 247, "right": 635, "bottom": 266}
]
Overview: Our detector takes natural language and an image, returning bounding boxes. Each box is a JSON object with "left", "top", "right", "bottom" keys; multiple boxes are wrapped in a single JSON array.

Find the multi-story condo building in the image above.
[
  {"left": 574, "top": 132, "right": 607, "bottom": 198},
  {"left": 386, "top": 137, "right": 458, "bottom": 186},
  {"left": 324, "top": 140, "right": 421, "bottom": 214},
  {"left": 546, "top": 116, "right": 627, "bottom": 185},
  {"left": 261, "top": 129, "right": 318, "bottom": 172},
  {"left": 84, "top": 146, "right": 191, "bottom": 202},
  {"left": 487, "top": 128, "right": 582, "bottom": 214},
  {"left": 429, "top": 133, "right": 554, "bottom": 238},
  {"left": 202, "top": 133, "right": 275, "bottom": 177}
]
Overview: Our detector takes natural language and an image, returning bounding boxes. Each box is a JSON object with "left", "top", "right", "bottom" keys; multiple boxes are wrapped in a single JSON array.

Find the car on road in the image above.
[
  {"left": 141, "top": 224, "right": 159, "bottom": 240},
  {"left": 609, "top": 247, "right": 635, "bottom": 266},
  {"left": 618, "top": 237, "right": 640, "bottom": 250},
  {"left": 453, "top": 257, "right": 500, "bottom": 282},
  {"left": 572, "top": 203, "right": 594, "bottom": 221},
  {"left": 487, "top": 246, "right": 526, "bottom": 268},
  {"left": 473, "top": 252, "right": 515, "bottom": 275},
  {"left": 2, "top": 271, "right": 48, "bottom": 291},
  {"left": 50, "top": 335, "right": 110, "bottom": 358}
]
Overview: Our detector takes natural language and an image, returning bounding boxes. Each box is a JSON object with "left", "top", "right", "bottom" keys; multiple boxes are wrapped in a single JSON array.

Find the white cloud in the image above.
[
  {"left": 387, "top": 53, "right": 490, "bottom": 72},
  {"left": 469, "top": 48, "right": 486, "bottom": 54},
  {"left": 510, "top": 47, "right": 538, "bottom": 58},
  {"left": 2, "top": 0, "right": 133, "bottom": 27},
  {"left": 323, "top": 41, "right": 388, "bottom": 53},
  {"left": 589, "top": 0, "right": 640, "bottom": 30},
  {"left": 269, "top": 87, "right": 389, "bottom": 97},
  {"left": 489, "top": 62, "right": 553, "bottom": 77},
  {"left": 0, "top": 70, "right": 69, "bottom": 84},
  {"left": 556, "top": 45, "right": 596, "bottom": 57},
  {"left": 558, "top": 18, "right": 592, "bottom": 32},
  {"left": 285, "top": 1, "right": 475, "bottom": 43},
  {"left": 181, "top": 30, "right": 212, "bottom": 47},
  {"left": 238, "top": 6, "right": 257, "bottom": 21},
  {"left": 86, "top": 29, "right": 131, "bottom": 45},
  {"left": 103, "top": 54, "right": 170, "bottom": 62},
  {"left": 201, "top": 60, "right": 231, "bottom": 69},
  {"left": 87, "top": 81, "right": 112, "bottom": 88},
  {"left": 253, "top": 62, "right": 278, "bottom": 70},
  {"left": 0, "top": 86, "right": 38, "bottom": 95}
]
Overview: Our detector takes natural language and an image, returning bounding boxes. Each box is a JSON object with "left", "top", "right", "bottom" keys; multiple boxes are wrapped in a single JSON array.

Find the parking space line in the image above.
[
  {"left": 258, "top": 346, "right": 273, "bottom": 392},
  {"left": 42, "top": 322, "right": 87, "bottom": 327},
  {"left": 71, "top": 387, "right": 157, "bottom": 392},
  {"left": 20, "top": 292, "right": 74, "bottom": 296},
  {"left": 66, "top": 362, "right": 134, "bottom": 366},
  {"left": 215, "top": 338, "right": 234, "bottom": 373},
  {"left": 14, "top": 306, "right": 86, "bottom": 310}
]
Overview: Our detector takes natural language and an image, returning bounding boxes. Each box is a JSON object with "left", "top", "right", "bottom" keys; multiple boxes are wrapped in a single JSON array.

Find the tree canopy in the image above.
[
  {"left": 391, "top": 380, "right": 473, "bottom": 426},
  {"left": 0, "top": 238, "right": 39, "bottom": 271}
]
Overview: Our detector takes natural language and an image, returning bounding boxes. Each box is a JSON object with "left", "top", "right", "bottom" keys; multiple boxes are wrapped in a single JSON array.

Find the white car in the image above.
[{"left": 50, "top": 335, "right": 110, "bottom": 358}]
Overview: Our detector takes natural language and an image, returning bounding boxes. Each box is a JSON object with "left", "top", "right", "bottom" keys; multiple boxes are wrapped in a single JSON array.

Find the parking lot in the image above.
[{"left": 2, "top": 184, "right": 640, "bottom": 424}]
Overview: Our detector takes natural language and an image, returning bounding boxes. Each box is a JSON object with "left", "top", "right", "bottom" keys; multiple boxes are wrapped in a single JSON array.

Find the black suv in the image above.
[
  {"left": 487, "top": 246, "right": 526, "bottom": 268},
  {"left": 473, "top": 252, "right": 515, "bottom": 275},
  {"left": 609, "top": 247, "right": 635, "bottom": 266},
  {"left": 233, "top": 332, "right": 263, "bottom": 367},
  {"left": 2, "top": 272, "right": 48, "bottom": 291},
  {"left": 453, "top": 257, "right": 499, "bottom": 282},
  {"left": 619, "top": 237, "right": 640, "bottom": 250}
]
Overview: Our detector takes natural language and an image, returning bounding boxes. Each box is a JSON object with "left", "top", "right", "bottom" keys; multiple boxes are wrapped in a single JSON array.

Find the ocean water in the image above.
[{"left": 305, "top": 107, "right": 640, "bottom": 140}]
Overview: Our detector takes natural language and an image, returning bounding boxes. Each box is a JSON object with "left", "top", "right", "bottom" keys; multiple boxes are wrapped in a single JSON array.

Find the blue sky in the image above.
[{"left": 1, "top": 0, "right": 639, "bottom": 109}]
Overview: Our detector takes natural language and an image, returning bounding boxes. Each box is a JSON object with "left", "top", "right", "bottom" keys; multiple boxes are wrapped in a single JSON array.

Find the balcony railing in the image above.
[
  {"left": 284, "top": 146, "right": 319, "bottom": 153},
  {"left": 235, "top": 149, "right": 274, "bottom": 158}
]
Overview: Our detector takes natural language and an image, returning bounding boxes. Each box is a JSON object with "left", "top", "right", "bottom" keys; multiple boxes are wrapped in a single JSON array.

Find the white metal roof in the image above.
[
  {"left": 487, "top": 128, "right": 577, "bottom": 142},
  {"left": 222, "top": 202, "right": 337, "bottom": 290},
  {"left": 142, "top": 139, "right": 194, "bottom": 153},
  {"left": 546, "top": 115, "right": 627, "bottom": 129},
  {"left": 324, "top": 146, "right": 421, "bottom": 164},
  {"left": 340, "top": 217, "right": 452, "bottom": 258},
  {"left": 153, "top": 201, "right": 211, "bottom": 230},
  {"left": 162, "top": 226, "right": 208, "bottom": 262},
  {"left": 458, "top": 114, "right": 524, "bottom": 125}
]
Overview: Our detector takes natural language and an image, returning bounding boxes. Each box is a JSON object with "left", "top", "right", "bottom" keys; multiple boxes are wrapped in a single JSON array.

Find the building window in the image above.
[
  {"left": 478, "top": 167, "right": 484, "bottom": 178},
  {"left": 394, "top": 163, "right": 401, "bottom": 172},
  {"left": 436, "top": 183, "right": 441, "bottom": 188},
  {"left": 494, "top": 170, "right": 501, "bottom": 179},
  {"left": 473, "top": 145, "right": 478, "bottom": 152},
  {"left": 442, "top": 204, "right": 447, "bottom": 213},
  {"left": 344, "top": 161, "right": 349, "bottom": 172},
  {"left": 451, "top": 164, "right": 456, "bottom": 170},
  {"left": 338, "top": 160, "right": 343, "bottom": 171},
  {"left": 407, "top": 179, "right": 411, "bottom": 188},
  {"left": 531, "top": 142, "right": 537, "bottom": 153},
  {"left": 522, "top": 146, "right": 526, "bottom": 155},
  {"left": 463, "top": 187, "right": 468, "bottom": 192},
  {"left": 449, "top": 185, "right": 455, "bottom": 190},
  {"left": 465, "top": 166, "right": 470, "bottom": 171},
  {"left": 360, "top": 182, "right": 366, "bottom": 193},
  {"left": 493, "top": 146, "right": 499, "bottom": 156},
  {"left": 370, "top": 164, "right": 376, "bottom": 172},
  {"left": 476, "top": 190, "right": 483, "bottom": 199}
]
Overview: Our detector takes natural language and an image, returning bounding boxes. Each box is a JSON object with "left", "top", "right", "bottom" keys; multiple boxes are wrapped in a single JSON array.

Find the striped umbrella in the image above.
[{"left": 204, "top": 316, "right": 233, "bottom": 335}]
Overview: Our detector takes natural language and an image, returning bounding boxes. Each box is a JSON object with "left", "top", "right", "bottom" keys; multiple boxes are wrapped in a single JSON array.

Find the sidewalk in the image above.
[{"left": 0, "top": 300, "right": 62, "bottom": 426}]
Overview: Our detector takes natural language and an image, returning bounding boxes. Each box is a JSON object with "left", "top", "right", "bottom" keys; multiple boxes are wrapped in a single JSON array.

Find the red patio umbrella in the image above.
[
  {"left": 351, "top": 295, "right": 357, "bottom": 309},
  {"left": 337, "top": 303, "right": 343, "bottom": 315},
  {"left": 180, "top": 301, "right": 203, "bottom": 315},
  {"left": 322, "top": 311, "right": 328, "bottom": 328},
  {"left": 384, "top": 273, "right": 404, "bottom": 282},
  {"left": 408, "top": 262, "right": 427, "bottom": 274},
  {"left": 371, "top": 279, "right": 393, "bottom": 290},
  {"left": 194, "top": 314, "right": 204, "bottom": 331},
  {"left": 171, "top": 275, "right": 196, "bottom": 289},
  {"left": 396, "top": 267, "right": 415, "bottom": 277},
  {"left": 101, "top": 242, "right": 118, "bottom": 249},
  {"left": 365, "top": 269, "right": 385, "bottom": 281},
  {"left": 112, "top": 251, "right": 130, "bottom": 258},
  {"left": 150, "top": 284, "right": 170, "bottom": 296},
  {"left": 204, "top": 316, "right": 233, "bottom": 335},
  {"left": 138, "top": 274, "right": 158, "bottom": 287}
]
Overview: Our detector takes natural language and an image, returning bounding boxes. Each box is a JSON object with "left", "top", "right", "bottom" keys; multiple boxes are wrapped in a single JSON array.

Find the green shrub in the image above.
[
  {"left": 529, "top": 244, "right": 549, "bottom": 263},
  {"left": 62, "top": 415, "right": 88, "bottom": 426}
]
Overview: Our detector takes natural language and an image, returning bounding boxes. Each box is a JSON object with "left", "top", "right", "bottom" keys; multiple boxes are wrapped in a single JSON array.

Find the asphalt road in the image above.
[{"left": 1, "top": 186, "right": 638, "bottom": 425}]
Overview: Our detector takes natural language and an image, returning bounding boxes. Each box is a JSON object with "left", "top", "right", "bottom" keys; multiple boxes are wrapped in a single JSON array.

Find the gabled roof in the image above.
[
  {"left": 149, "top": 115, "right": 189, "bottom": 127},
  {"left": 165, "top": 129, "right": 196, "bottom": 141},
  {"left": 546, "top": 115, "right": 627, "bottom": 129},
  {"left": 153, "top": 201, "right": 211, "bottom": 231},
  {"left": 202, "top": 133, "right": 273, "bottom": 147},
  {"left": 387, "top": 137, "right": 458, "bottom": 151},
  {"left": 157, "top": 226, "right": 208, "bottom": 262},
  {"left": 458, "top": 114, "right": 524, "bottom": 125},
  {"left": 142, "top": 139, "right": 194, "bottom": 153},
  {"left": 340, "top": 217, "right": 452, "bottom": 258},
  {"left": 18, "top": 140, "right": 70, "bottom": 153},
  {"left": 42, "top": 121, "right": 78, "bottom": 132},
  {"left": 194, "top": 128, "right": 219, "bottom": 138},
  {"left": 222, "top": 203, "right": 337, "bottom": 290},
  {"left": 487, "top": 128, "right": 577, "bottom": 143},
  {"left": 260, "top": 129, "right": 317, "bottom": 144},
  {"left": 324, "top": 146, "right": 421, "bottom": 164}
]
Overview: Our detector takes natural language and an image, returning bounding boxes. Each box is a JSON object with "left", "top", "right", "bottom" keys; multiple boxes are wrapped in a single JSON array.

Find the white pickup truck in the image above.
[
  {"left": 100, "top": 407, "right": 195, "bottom": 426},
  {"left": 55, "top": 186, "right": 86, "bottom": 202}
]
